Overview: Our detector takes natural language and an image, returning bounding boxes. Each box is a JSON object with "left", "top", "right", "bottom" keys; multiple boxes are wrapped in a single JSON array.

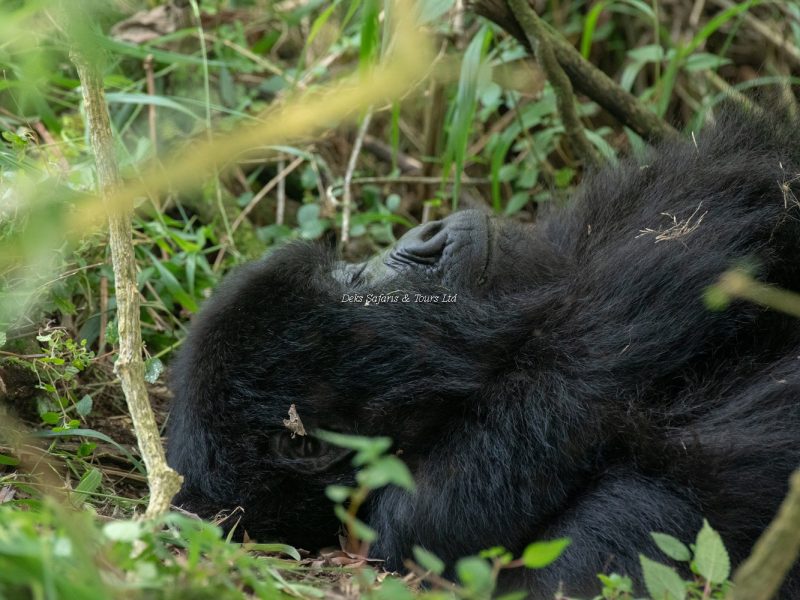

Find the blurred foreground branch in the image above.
[
  {"left": 710, "top": 269, "right": 800, "bottom": 598},
  {"left": 731, "top": 469, "right": 800, "bottom": 600},
  {"left": 70, "top": 48, "right": 181, "bottom": 518}
]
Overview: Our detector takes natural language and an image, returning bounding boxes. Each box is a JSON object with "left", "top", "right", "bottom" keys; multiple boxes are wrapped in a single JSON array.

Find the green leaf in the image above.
[
  {"left": 105, "top": 92, "right": 199, "bottom": 120},
  {"left": 413, "top": 546, "right": 445, "bottom": 575},
  {"left": 684, "top": 53, "right": 732, "bottom": 72},
  {"left": 41, "top": 412, "right": 60, "bottom": 425},
  {"left": 456, "top": 556, "right": 494, "bottom": 595},
  {"left": 640, "top": 554, "right": 686, "bottom": 600},
  {"left": 598, "top": 573, "right": 633, "bottom": 594},
  {"left": 0, "top": 453, "right": 19, "bottom": 466},
  {"left": 35, "top": 429, "right": 146, "bottom": 475},
  {"left": 418, "top": 0, "right": 455, "bottom": 24},
  {"left": 385, "top": 193, "right": 401, "bottom": 212},
  {"left": 297, "top": 203, "right": 321, "bottom": 225},
  {"left": 325, "top": 485, "right": 352, "bottom": 503},
  {"left": 443, "top": 25, "right": 493, "bottom": 208},
  {"left": 504, "top": 192, "right": 529, "bottom": 216},
  {"left": 356, "top": 456, "right": 415, "bottom": 491},
  {"left": 704, "top": 284, "right": 731, "bottom": 311},
  {"left": 243, "top": 542, "right": 301, "bottom": 560},
  {"left": 334, "top": 505, "right": 377, "bottom": 543},
  {"left": 142, "top": 249, "right": 199, "bottom": 312},
  {"left": 315, "top": 430, "right": 392, "bottom": 466},
  {"left": 75, "top": 394, "right": 93, "bottom": 417},
  {"left": 103, "top": 520, "right": 144, "bottom": 542},
  {"left": 144, "top": 357, "right": 164, "bottom": 384},
  {"left": 522, "top": 538, "right": 571, "bottom": 568},
  {"left": 651, "top": 532, "right": 691, "bottom": 562},
  {"left": 370, "top": 577, "right": 414, "bottom": 600},
  {"left": 0, "top": 331, "right": 6, "bottom": 347},
  {"left": 628, "top": 44, "right": 665, "bottom": 62},
  {"left": 72, "top": 467, "right": 102, "bottom": 505},
  {"left": 554, "top": 167, "right": 576, "bottom": 189},
  {"left": 694, "top": 520, "right": 730, "bottom": 584}
]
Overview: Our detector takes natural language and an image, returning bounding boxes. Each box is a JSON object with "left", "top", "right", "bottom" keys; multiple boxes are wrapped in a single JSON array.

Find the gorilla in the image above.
[{"left": 167, "top": 105, "right": 800, "bottom": 598}]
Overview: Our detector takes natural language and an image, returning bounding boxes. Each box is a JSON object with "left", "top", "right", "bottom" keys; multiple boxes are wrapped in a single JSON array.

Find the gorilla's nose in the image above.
[{"left": 392, "top": 220, "right": 447, "bottom": 265}]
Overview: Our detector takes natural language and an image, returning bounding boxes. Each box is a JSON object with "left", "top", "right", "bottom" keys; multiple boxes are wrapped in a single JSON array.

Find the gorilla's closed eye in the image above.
[{"left": 273, "top": 433, "right": 320, "bottom": 459}]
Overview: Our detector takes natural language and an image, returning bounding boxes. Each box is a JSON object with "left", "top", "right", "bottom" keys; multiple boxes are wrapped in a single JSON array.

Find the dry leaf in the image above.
[{"left": 283, "top": 404, "right": 307, "bottom": 437}]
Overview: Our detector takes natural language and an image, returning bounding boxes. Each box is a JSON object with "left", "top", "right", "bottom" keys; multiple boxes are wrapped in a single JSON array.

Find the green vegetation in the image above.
[{"left": 0, "top": 0, "right": 798, "bottom": 597}]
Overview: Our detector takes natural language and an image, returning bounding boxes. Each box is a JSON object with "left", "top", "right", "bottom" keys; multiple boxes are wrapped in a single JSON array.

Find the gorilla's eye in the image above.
[{"left": 274, "top": 433, "right": 320, "bottom": 459}]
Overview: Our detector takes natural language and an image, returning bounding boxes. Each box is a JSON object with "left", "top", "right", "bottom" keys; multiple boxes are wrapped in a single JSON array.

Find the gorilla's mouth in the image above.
[{"left": 335, "top": 210, "right": 491, "bottom": 290}]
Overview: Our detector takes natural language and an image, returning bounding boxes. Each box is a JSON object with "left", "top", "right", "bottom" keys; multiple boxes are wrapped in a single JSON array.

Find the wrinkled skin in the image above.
[{"left": 168, "top": 106, "right": 800, "bottom": 598}]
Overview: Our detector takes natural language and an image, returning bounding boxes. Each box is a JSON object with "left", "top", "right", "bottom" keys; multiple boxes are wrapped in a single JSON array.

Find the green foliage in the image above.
[
  {"left": 319, "top": 430, "right": 413, "bottom": 547},
  {"left": 693, "top": 520, "right": 730, "bottom": 585},
  {"left": 0, "top": 0, "right": 793, "bottom": 597},
  {"left": 0, "top": 502, "right": 306, "bottom": 599},
  {"left": 413, "top": 546, "right": 446, "bottom": 575},
  {"left": 651, "top": 533, "right": 691, "bottom": 562},
  {"left": 521, "top": 538, "right": 571, "bottom": 569},
  {"left": 3, "top": 330, "right": 94, "bottom": 429},
  {"left": 640, "top": 555, "right": 686, "bottom": 600},
  {"left": 637, "top": 521, "right": 732, "bottom": 600}
]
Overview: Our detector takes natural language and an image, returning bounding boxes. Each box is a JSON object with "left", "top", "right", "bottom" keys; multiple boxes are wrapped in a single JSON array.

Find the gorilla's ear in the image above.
[{"left": 272, "top": 431, "right": 350, "bottom": 473}]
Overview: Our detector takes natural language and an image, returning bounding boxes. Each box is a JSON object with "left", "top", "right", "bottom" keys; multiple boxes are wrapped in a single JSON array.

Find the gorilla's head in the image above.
[
  {"left": 167, "top": 210, "right": 552, "bottom": 548},
  {"left": 167, "top": 107, "right": 800, "bottom": 598}
]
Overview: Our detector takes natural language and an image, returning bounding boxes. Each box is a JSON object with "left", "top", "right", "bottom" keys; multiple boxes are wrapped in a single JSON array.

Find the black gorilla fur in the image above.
[{"left": 168, "top": 105, "right": 800, "bottom": 598}]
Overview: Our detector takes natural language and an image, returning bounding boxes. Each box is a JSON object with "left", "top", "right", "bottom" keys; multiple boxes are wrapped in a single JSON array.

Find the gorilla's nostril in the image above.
[
  {"left": 419, "top": 221, "right": 444, "bottom": 242},
  {"left": 392, "top": 225, "right": 448, "bottom": 266}
]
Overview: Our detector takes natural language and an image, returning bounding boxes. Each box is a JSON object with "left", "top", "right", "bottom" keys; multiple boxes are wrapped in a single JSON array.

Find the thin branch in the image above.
[
  {"left": 70, "top": 46, "right": 181, "bottom": 518},
  {"left": 276, "top": 159, "right": 287, "bottom": 225},
  {"left": 342, "top": 111, "right": 373, "bottom": 244},
  {"left": 507, "top": 0, "right": 600, "bottom": 167},
  {"left": 230, "top": 155, "right": 304, "bottom": 233}
]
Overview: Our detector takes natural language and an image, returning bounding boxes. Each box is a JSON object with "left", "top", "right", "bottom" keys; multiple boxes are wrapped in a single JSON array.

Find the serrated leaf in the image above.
[
  {"left": 651, "top": 532, "right": 691, "bottom": 562},
  {"left": 640, "top": 554, "right": 686, "bottom": 600},
  {"left": 694, "top": 520, "right": 730, "bottom": 584},
  {"left": 413, "top": 546, "right": 445, "bottom": 575},
  {"left": 522, "top": 538, "right": 571, "bottom": 568}
]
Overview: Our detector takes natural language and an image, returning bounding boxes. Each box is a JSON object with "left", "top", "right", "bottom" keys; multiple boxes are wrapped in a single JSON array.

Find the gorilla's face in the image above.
[
  {"left": 335, "top": 209, "right": 544, "bottom": 294},
  {"left": 168, "top": 209, "right": 551, "bottom": 548},
  {"left": 336, "top": 210, "right": 492, "bottom": 289}
]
